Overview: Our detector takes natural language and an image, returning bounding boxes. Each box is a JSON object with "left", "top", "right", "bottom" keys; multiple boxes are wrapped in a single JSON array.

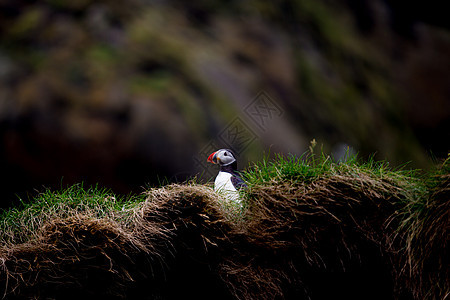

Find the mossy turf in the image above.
[{"left": 0, "top": 153, "right": 448, "bottom": 299}]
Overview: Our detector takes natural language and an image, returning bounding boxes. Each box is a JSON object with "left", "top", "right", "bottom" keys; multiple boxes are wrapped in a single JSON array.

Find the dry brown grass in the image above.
[
  {"left": 0, "top": 167, "right": 448, "bottom": 299},
  {"left": 399, "top": 172, "right": 450, "bottom": 300}
]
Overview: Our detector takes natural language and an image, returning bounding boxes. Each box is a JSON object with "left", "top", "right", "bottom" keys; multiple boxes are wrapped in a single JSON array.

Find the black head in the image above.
[{"left": 207, "top": 149, "right": 237, "bottom": 166}]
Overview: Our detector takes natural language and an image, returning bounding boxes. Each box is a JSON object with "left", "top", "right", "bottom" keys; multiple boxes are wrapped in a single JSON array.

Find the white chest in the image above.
[{"left": 214, "top": 171, "right": 241, "bottom": 203}]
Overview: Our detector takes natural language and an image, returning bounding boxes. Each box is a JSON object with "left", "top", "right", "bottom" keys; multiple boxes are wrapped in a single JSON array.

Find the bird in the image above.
[{"left": 207, "top": 149, "right": 247, "bottom": 204}]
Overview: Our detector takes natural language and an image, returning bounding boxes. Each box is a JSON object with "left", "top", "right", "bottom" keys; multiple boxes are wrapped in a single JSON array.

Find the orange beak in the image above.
[{"left": 207, "top": 151, "right": 218, "bottom": 164}]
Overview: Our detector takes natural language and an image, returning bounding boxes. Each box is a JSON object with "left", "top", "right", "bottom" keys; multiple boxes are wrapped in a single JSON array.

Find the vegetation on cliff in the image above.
[{"left": 0, "top": 152, "right": 448, "bottom": 299}]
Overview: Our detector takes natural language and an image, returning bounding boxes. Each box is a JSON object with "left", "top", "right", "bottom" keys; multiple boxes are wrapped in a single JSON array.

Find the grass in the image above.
[
  {"left": 0, "top": 151, "right": 448, "bottom": 299},
  {"left": 0, "top": 184, "right": 148, "bottom": 246},
  {"left": 244, "top": 147, "right": 424, "bottom": 196}
]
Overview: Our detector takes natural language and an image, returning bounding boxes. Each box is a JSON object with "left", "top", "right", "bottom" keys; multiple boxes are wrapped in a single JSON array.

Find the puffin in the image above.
[{"left": 207, "top": 149, "right": 247, "bottom": 204}]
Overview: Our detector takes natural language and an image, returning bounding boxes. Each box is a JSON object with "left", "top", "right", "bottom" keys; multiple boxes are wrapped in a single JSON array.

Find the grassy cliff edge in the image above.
[{"left": 0, "top": 154, "right": 448, "bottom": 299}]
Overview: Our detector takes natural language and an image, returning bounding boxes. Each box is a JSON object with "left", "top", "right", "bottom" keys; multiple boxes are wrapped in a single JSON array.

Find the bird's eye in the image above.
[{"left": 224, "top": 152, "right": 228, "bottom": 156}]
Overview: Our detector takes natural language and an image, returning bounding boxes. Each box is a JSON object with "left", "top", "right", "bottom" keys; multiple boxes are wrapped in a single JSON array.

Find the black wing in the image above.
[{"left": 231, "top": 174, "right": 247, "bottom": 190}]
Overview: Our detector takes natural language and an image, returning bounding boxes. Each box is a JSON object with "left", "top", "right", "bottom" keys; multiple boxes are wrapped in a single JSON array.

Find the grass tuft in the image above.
[
  {"left": 0, "top": 152, "right": 448, "bottom": 299},
  {"left": 0, "top": 184, "right": 147, "bottom": 246}
]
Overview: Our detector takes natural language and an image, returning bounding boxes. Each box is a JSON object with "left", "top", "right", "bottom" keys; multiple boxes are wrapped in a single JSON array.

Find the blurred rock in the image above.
[{"left": 0, "top": 0, "right": 448, "bottom": 206}]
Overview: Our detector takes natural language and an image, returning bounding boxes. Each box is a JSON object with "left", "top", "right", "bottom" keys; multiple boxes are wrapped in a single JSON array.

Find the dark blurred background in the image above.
[{"left": 0, "top": 0, "right": 449, "bottom": 207}]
